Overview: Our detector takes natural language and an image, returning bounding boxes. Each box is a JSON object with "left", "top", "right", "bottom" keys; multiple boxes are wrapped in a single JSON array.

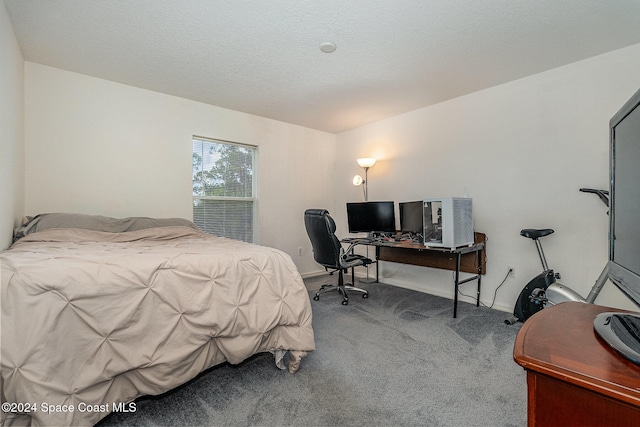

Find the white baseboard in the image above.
[
  {"left": 358, "top": 272, "right": 512, "bottom": 314},
  {"left": 302, "top": 268, "right": 512, "bottom": 314},
  {"left": 300, "top": 270, "right": 329, "bottom": 279}
]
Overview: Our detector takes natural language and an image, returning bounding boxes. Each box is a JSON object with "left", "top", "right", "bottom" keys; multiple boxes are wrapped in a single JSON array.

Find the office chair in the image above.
[{"left": 304, "top": 209, "right": 372, "bottom": 305}]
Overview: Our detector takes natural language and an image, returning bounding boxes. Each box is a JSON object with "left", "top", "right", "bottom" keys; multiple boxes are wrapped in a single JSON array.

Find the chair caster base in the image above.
[{"left": 311, "top": 283, "right": 368, "bottom": 305}]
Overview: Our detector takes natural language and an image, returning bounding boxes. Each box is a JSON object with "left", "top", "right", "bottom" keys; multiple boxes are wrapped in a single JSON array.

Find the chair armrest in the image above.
[
  {"left": 342, "top": 241, "right": 359, "bottom": 255},
  {"left": 339, "top": 246, "right": 372, "bottom": 269},
  {"left": 341, "top": 238, "right": 374, "bottom": 254}
]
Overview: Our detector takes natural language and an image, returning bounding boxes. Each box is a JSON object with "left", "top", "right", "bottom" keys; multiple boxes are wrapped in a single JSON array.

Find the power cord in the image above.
[
  {"left": 381, "top": 263, "right": 405, "bottom": 279},
  {"left": 457, "top": 267, "right": 511, "bottom": 309}
]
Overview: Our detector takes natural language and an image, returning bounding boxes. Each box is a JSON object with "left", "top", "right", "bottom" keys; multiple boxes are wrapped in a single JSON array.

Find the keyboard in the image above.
[{"left": 342, "top": 237, "right": 374, "bottom": 243}]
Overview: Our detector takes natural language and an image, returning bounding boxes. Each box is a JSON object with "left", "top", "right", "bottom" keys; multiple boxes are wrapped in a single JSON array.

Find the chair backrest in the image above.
[{"left": 304, "top": 209, "right": 342, "bottom": 269}]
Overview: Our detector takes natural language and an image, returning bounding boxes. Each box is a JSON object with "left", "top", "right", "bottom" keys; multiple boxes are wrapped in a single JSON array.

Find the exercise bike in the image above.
[{"left": 505, "top": 188, "right": 610, "bottom": 324}]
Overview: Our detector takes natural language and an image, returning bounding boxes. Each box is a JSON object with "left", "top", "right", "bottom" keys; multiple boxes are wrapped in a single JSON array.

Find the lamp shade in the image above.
[
  {"left": 353, "top": 175, "right": 364, "bottom": 186},
  {"left": 356, "top": 158, "right": 376, "bottom": 168}
]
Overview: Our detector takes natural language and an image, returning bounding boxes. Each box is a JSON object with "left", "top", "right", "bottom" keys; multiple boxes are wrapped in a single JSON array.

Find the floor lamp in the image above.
[
  {"left": 352, "top": 157, "right": 377, "bottom": 282},
  {"left": 352, "top": 157, "right": 376, "bottom": 201}
]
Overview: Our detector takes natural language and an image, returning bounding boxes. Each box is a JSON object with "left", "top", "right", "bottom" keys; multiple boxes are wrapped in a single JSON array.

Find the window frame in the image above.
[{"left": 192, "top": 136, "right": 258, "bottom": 243}]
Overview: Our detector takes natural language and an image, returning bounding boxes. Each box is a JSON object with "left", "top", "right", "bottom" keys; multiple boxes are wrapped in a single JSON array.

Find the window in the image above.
[{"left": 192, "top": 137, "right": 256, "bottom": 242}]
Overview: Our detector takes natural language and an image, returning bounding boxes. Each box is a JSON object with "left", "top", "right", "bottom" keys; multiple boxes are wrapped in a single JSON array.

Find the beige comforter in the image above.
[{"left": 0, "top": 226, "right": 315, "bottom": 426}]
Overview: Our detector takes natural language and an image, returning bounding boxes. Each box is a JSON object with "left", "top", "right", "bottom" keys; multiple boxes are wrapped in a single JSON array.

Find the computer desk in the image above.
[{"left": 349, "top": 232, "right": 486, "bottom": 318}]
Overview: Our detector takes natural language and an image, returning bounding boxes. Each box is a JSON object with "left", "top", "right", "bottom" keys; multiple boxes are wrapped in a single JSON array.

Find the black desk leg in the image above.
[
  {"left": 476, "top": 249, "right": 482, "bottom": 307},
  {"left": 375, "top": 246, "right": 380, "bottom": 283},
  {"left": 454, "top": 252, "right": 461, "bottom": 318}
]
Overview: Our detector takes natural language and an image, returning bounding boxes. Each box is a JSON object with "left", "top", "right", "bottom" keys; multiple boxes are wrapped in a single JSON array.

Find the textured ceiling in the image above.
[{"left": 4, "top": 0, "right": 640, "bottom": 133}]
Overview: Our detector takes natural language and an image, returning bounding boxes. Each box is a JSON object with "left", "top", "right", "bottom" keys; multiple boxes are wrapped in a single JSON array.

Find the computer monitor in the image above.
[
  {"left": 399, "top": 201, "right": 423, "bottom": 234},
  {"left": 607, "top": 87, "right": 640, "bottom": 307},
  {"left": 592, "top": 87, "right": 640, "bottom": 367},
  {"left": 346, "top": 201, "right": 396, "bottom": 234}
]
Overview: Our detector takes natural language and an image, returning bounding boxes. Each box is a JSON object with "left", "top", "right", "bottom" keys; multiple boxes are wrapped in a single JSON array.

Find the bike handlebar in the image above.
[{"left": 579, "top": 188, "right": 609, "bottom": 207}]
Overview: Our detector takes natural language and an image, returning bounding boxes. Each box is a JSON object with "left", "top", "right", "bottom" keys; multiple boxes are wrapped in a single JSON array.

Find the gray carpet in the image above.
[{"left": 99, "top": 282, "right": 526, "bottom": 427}]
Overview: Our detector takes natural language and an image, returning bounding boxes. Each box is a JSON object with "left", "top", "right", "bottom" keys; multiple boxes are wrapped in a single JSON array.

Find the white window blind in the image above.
[{"left": 192, "top": 137, "right": 256, "bottom": 242}]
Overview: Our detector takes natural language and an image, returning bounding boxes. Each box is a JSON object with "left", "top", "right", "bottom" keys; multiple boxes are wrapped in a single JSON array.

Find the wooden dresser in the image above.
[{"left": 513, "top": 302, "right": 640, "bottom": 426}]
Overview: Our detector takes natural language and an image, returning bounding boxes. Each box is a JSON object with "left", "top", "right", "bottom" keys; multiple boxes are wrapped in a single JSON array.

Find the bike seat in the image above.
[{"left": 520, "top": 228, "right": 555, "bottom": 240}]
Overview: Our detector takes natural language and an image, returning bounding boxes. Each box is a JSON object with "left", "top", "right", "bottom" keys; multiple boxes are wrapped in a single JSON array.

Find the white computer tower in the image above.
[{"left": 423, "top": 198, "right": 474, "bottom": 248}]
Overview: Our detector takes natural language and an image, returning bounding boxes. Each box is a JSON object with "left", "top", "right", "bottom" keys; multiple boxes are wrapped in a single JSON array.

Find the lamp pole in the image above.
[
  {"left": 363, "top": 167, "right": 370, "bottom": 201},
  {"left": 356, "top": 158, "right": 376, "bottom": 201}
]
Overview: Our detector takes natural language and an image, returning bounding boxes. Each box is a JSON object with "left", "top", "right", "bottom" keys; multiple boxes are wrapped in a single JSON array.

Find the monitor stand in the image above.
[{"left": 594, "top": 312, "right": 640, "bottom": 366}]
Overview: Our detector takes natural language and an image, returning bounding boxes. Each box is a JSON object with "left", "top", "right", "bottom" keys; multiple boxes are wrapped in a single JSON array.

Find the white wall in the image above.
[
  {"left": 19, "top": 40, "right": 640, "bottom": 312},
  {"left": 0, "top": 3, "right": 24, "bottom": 250},
  {"left": 335, "top": 44, "right": 640, "bottom": 312},
  {"left": 24, "top": 63, "right": 336, "bottom": 274}
]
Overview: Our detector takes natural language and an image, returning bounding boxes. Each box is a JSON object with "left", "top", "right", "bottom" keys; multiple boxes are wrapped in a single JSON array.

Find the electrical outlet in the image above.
[
  {"left": 297, "top": 247, "right": 303, "bottom": 256},
  {"left": 508, "top": 267, "right": 515, "bottom": 278}
]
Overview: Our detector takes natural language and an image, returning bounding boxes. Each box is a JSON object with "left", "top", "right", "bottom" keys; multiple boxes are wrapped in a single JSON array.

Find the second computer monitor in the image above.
[
  {"left": 346, "top": 201, "right": 396, "bottom": 234},
  {"left": 399, "top": 200, "right": 424, "bottom": 234}
]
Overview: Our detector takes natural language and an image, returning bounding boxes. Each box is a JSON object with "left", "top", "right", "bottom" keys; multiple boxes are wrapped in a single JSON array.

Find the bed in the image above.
[{"left": 0, "top": 213, "right": 315, "bottom": 426}]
